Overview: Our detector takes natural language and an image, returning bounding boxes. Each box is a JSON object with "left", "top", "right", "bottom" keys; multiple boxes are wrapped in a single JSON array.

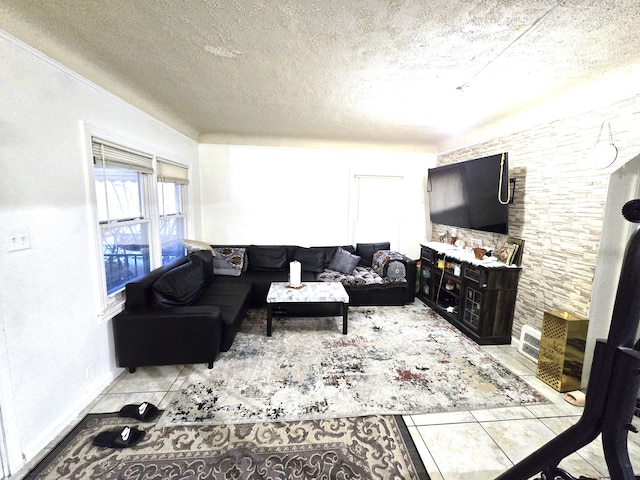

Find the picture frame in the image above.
[
  {"left": 471, "top": 238, "right": 482, "bottom": 249},
  {"left": 498, "top": 242, "right": 519, "bottom": 265}
]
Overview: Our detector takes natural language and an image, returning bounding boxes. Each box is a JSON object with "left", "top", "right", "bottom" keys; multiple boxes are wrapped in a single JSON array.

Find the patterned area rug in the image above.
[
  {"left": 25, "top": 413, "right": 429, "bottom": 479},
  {"left": 160, "top": 302, "right": 548, "bottom": 426}
]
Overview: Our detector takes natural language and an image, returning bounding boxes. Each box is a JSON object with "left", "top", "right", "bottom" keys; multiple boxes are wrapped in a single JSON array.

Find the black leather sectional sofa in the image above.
[{"left": 112, "top": 243, "right": 415, "bottom": 372}]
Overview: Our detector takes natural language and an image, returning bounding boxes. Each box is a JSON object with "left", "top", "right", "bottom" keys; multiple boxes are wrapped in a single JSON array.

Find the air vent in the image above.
[{"left": 518, "top": 325, "right": 541, "bottom": 363}]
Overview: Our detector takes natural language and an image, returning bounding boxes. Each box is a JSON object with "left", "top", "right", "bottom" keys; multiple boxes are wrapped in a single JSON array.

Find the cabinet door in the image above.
[
  {"left": 462, "top": 286, "right": 482, "bottom": 331},
  {"left": 419, "top": 265, "right": 433, "bottom": 300}
]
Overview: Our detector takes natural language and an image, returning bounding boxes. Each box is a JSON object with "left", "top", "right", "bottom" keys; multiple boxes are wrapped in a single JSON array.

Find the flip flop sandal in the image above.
[
  {"left": 118, "top": 402, "right": 159, "bottom": 421},
  {"left": 563, "top": 390, "right": 586, "bottom": 407},
  {"left": 92, "top": 426, "right": 145, "bottom": 448}
]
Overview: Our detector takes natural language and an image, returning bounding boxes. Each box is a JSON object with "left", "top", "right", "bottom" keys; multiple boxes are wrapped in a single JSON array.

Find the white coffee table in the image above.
[{"left": 266, "top": 282, "right": 350, "bottom": 336}]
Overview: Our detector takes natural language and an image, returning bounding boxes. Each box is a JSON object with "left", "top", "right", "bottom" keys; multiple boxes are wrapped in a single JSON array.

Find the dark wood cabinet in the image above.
[{"left": 417, "top": 243, "right": 521, "bottom": 345}]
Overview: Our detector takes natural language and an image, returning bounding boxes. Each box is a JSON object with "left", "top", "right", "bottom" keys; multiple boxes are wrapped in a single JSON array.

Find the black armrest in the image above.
[
  {"left": 112, "top": 306, "right": 223, "bottom": 371},
  {"left": 385, "top": 253, "right": 416, "bottom": 303}
]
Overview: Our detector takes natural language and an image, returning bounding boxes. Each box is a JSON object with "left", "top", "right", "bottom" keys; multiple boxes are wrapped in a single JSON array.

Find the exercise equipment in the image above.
[{"left": 497, "top": 200, "right": 640, "bottom": 480}]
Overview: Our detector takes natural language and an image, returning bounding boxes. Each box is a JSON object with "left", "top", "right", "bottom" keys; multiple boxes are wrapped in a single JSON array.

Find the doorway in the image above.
[{"left": 350, "top": 174, "right": 405, "bottom": 250}]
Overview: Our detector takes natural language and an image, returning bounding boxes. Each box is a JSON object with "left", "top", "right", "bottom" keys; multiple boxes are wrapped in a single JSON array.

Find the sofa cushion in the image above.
[
  {"left": 356, "top": 242, "right": 391, "bottom": 267},
  {"left": 293, "top": 247, "right": 326, "bottom": 273},
  {"left": 190, "top": 250, "right": 215, "bottom": 284},
  {"left": 151, "top": 256, "right": 205, "bottom": 308},
  {"left": 248, "top": 246, "right": 289, "bottom": 271},
  {"left": 328, "top": 247, "right": 361, "bottom": 274},
  {"left": 318, "top": 265, "right": 407, "bottom": 289},
  {"left": 196, "top": 281, "right": 251, "bottom": 326},
  {"left": 213, "top": 247, "right": 246, "bottom": 276}
]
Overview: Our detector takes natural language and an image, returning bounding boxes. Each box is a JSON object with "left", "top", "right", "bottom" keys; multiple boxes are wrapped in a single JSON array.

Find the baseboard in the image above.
[{"left": 18, "top": 369, "right": 121, "bottom": 476}]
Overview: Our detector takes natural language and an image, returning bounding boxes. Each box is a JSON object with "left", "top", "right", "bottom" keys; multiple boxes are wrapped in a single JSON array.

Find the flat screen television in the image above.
[{"left": 428, "top": 153, "right": 510, "bottom": 235}]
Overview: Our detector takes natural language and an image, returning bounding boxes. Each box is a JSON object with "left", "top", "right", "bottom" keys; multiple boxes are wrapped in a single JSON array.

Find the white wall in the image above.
[
  {"left": 199, "top": 144, "right": 434, "bottom": 259},
  {"left": 0, "top": 31, "right": 199, "bottom": 474}
]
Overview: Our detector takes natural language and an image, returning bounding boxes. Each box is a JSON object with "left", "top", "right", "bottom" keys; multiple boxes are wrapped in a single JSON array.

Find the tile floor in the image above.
[{"left": 13, "top": 344, "right": 640, "bottom": 480}]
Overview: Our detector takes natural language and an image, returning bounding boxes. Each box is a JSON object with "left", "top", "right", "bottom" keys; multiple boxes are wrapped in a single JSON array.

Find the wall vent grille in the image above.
[{"left": 519, "top": 325, "right": 541, "bottom": 363}]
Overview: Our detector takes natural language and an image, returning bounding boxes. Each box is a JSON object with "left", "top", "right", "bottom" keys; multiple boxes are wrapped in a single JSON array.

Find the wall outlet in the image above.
[
  {"left": 4, "top": 229, "right": 30, "bottom": 252},
  {"left": 86, "top": 364, "right": 95, "bottom": 383}
]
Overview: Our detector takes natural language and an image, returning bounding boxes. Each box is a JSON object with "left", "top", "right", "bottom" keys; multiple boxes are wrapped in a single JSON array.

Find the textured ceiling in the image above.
[{"left": 2, "top": 0, "right": 640, "bottom": 149}]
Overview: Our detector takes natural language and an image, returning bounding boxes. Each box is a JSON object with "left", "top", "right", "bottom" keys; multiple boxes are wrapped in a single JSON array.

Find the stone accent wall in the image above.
[{"left": 434, "top": 94, "right": 640, "bottom": 341}]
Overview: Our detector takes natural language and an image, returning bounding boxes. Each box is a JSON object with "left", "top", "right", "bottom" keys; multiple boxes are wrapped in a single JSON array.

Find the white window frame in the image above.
[
  {"left": 156, "top": 158, "right": 189, "bottom": 265},
  {"left": 83, "top": 124, "right": 190, "bottom": 321}
]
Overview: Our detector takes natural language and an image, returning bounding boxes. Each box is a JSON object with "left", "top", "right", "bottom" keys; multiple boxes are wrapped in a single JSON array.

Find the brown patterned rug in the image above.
[{"left": 25, "top": 412, "right": 429, "bottom": 479}]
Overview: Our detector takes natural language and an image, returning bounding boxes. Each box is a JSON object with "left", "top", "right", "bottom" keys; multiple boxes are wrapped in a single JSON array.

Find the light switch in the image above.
[{"left": 5, "top": 229, "right": 30, "bottom": 252}]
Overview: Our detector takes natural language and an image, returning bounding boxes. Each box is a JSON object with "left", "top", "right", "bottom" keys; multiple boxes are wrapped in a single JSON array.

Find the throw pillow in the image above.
[
  {"left": 293, "top": 247, "right": 326, "bottom": 273},
  {"left": 386, "top": 260, "right": 407, "bottom": 279},
  {"left": 356, "top": 242, "right": 390, "bottom": 267},
  {"left": 182, "top": 239, "right": 215, "bottom": 254},
  {"left": 328, "top": 247, "right": 361, "bottom": 275},
  {"left": 372, "top": 250, "right": 407, "bottom": 278},
  {"left": 189, "top": 249, "right": 215, "bottom": 284},
  {"left": 212, "top": 247, "right": 246, "bottom": 276},
  {"left": 151, "top": 256, "right": 205, "bottom": 308}
]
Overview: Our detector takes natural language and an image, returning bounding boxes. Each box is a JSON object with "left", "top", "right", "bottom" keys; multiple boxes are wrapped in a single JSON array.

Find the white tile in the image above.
[
  {"left": 480, "top": 345, "right": 504, "bottom": 356},
  {"left": 403, "top": 414, "right": 415, "bottom": 426},
  {"left": 471, "top": 406, "right": 536, "bottom": 422},
  {"left": 407, "top": 425, "right": 443, "bottom": 480},
  {"left": 482, "top": 418, "right": 556, "bottom": 464},
  {"left": 169, "top": 364, "right": 194, "bottom": 391},
  {"left": 505, "top": 350, "right": 538, "bottom": 374},
  {"left": 542, "top": 416, "right": 640, "bottom": 478},
  {"left": 89, "top": 392, "right": 166, "bottom": 414},
  {"left": 417, "top": 423, "right": 513, "bottom": 480},
  {"left": 109, "top": 365, "right": 186, "bottom": 393},
  {"left": 525, "top": 400, "right": 584, "bottom": 419},
  {"left": 484, "top": 349, "right": 536, "bottom": 376},
  {"left": 410, "top": 410, "right": 476, "bottom": 426},
  {"left": 482, "top": 418, "right": 602, "bottom": 478},
  {"left": 159, "top": 390, "right": 182, "bottom": 410}
]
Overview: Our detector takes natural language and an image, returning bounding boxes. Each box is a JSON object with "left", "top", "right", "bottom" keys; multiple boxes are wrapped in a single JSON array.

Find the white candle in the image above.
[{"left": 290, "top": 260, "right": 301, "bottom": 287}]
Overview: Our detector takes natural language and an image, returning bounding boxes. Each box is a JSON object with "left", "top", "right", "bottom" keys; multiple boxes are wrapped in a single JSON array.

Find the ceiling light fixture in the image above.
[{"left": 456, "top": 0, "right": 566, "bottom": 91}]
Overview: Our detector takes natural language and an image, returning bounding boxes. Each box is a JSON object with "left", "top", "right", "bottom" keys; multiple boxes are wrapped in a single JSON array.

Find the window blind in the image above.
[
  {"left": 157, "top": 158, "right": 189, "bottom": 184},
  {"left": 92, "top": 137, "right": 154, "bottom": 174}
]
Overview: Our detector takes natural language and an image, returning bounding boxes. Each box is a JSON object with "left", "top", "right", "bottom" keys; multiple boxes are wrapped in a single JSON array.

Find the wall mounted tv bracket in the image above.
[{"left": 497, "top": 199, "right": 640, "bottom": 480}]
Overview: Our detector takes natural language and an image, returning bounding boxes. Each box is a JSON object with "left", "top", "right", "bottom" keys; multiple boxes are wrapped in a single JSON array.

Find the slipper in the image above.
[
  {"left": 118, "top": 402, "right": 159, "bottom": 421},
  {"left": 92, "top": 426, "right": 145, "bottom": 448},
  {"left": 564, "top": 390, "right": 586, "bottom": 407}
]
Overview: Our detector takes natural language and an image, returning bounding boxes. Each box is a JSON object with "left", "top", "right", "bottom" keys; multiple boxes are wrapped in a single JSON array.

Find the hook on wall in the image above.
[
  {"left": 509, "top": 178, "right": 516, "bottom": 204},
  {"left": 590, "top": 121, "right": 618, "bottom": 170}
]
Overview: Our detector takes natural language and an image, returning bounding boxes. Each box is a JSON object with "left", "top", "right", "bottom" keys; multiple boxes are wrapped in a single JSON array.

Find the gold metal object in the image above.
[{"left": 536, "top": 310, "right": 589, "bottom": 392}]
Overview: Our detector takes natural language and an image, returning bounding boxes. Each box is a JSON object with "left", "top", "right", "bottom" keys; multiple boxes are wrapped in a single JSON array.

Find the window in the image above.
[
  {"left": 91, "top": 137, "right": 190, "bottom": 303},
  {"left": 93, "top": 138, "right": 154, "bottom": 295},
  {"left": 157, "top": 159, "right": 189, "bottom": 265}
]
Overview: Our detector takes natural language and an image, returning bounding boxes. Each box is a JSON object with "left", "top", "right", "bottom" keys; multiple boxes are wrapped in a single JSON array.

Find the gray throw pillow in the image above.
[{"left": 328, "top": 247, "right": 361, "bottom": 275}]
